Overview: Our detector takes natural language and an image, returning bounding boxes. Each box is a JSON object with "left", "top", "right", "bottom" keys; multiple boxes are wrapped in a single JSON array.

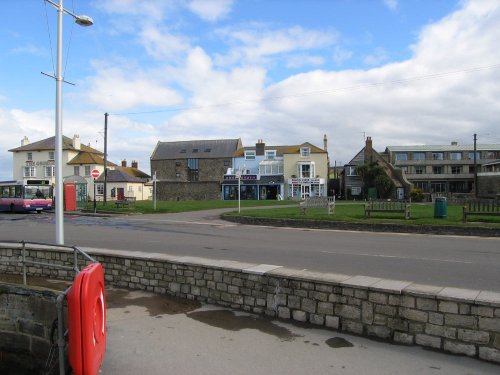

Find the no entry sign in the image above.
[{"left": 91, "top": 169, "right": 100, "bottom": 179}]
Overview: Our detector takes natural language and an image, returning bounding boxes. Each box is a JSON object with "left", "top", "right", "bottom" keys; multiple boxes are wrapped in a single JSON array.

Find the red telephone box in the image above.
[
  {"left": 64, "top": 182, "right": 77, "bottom": 211},
  {"left": 68, "top": 263, "right": 106, "bottom": 375}
]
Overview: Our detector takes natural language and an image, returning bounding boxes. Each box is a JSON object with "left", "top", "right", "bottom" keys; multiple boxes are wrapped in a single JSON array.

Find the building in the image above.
[
  {"left": 477, "top": 160, "right": 500, "bottom": 199},
  {"left": 222, "top": 138, "right": 329, "bottom": 200},
  {"left": 150, "top": 139, "right": 242, "bottom": 200},
  {"left": 222, "top": 140, "right": 286, "bottom": 200},
  {"left": 384, "top": 142, "right": 500, "bottom": 197},
  {"left": 344, "top": 137, "right": 412, "bottom": 200},
  {"left": 8, "top": 135, "right": 150, "bottom": 200},
  {"left": 95, "top": 160, "right": 151, "bottom": 201}
]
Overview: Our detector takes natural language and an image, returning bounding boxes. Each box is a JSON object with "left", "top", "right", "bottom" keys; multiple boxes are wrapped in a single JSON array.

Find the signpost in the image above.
[{"left": 91, "top": 169, "right": 99, "bottom": 213}]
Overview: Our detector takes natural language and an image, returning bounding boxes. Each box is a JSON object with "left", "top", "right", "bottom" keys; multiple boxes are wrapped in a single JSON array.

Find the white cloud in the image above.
[
  {"left": 139, "top": 26, "right": 191, "bottom": 60},
  {"left": 332, "top": 46, "right": 353, "bottom": 66},
  {"left": 187, "top": 0, "right": 234, "bottom": 22},
  {"left": 12, "top": 44, "right": 47, "bottom": 57},
  {"left": 363, "top": 47, "right": 389, "bottom": 66},
  {"left": 383, "top": 0, "right": 398, "bottom": 11}
]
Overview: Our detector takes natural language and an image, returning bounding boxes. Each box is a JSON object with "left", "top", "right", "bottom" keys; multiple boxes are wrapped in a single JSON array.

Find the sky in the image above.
[{"left": 1, "top": 0, "right": 500, "bottom": 180}]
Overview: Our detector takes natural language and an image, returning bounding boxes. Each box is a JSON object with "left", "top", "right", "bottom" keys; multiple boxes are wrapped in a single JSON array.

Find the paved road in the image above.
[{"left": 1, "top": 210, "right": 499, "bottom": 291}]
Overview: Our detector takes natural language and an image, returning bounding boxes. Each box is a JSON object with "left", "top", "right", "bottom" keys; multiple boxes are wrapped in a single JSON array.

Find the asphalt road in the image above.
[{"left": 1, "top": 209, "right": 499, "bottom": 291}]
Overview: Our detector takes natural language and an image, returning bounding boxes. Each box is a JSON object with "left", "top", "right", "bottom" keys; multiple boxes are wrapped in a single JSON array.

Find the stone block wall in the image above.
[
  {"left": 0, "top": 283, "right": 59, "bottom": 374},
  {"left": 2, "top": 243, "right": 500, "bottom": 364}
]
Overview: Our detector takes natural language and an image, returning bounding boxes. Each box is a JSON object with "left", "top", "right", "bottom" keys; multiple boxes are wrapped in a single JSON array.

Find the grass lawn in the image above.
[
  {"left": 84, "top": 199, "right": 294, "bottom": 214},
  {"left": 224, "top": 202, "right": 500, "bottom": 227}
]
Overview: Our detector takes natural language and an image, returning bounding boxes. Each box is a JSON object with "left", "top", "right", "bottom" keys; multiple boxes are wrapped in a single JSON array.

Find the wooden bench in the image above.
[
  {"left": 115, "top": 196, "right": 136, "bottom": 209},
  {"left": 364, "top": 199, "right": 411, "bottom": 220},
  {"left": 299, "top": 196, "right": 335, "bottom": 215},
  {"left": 463, "top": 199, "right": 500, "bottom": 223}
]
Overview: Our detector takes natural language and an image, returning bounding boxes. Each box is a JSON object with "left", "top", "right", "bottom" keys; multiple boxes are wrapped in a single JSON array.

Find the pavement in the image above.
[{"left": 101, "top": 287, "right": 500, "bottom": 375}]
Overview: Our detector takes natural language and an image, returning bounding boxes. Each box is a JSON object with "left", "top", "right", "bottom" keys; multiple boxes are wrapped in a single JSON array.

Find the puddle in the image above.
[
  {"left": 325, "top": 337, "right": 354, "bottom": 348},
  {"left": 0, "top": 274, "right": 71, "bottom": 291},
  {"left": 106, "top": 288, "right": 201, "bottom": 316},
  {"left": 187, "top": 309, "right": 301, "bottom": 341}
]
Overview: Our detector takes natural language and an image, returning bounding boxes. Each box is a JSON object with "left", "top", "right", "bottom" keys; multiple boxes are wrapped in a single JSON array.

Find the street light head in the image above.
[{"left": 75, "top": 15, "right": 93, "bottom": 27}]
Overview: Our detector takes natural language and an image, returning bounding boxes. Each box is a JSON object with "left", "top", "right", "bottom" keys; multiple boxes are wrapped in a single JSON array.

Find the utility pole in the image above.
[
  {"left": 103, "top": 113, "right": 108, "bottom": 205},
  {"left": 473, "top": 133, "right": 478, "bottom": 197}
]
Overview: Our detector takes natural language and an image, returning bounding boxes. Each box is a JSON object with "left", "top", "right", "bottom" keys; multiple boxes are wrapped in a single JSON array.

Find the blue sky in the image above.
[{"left": 1, "top": 0, "right": 500, "bottom": 180}]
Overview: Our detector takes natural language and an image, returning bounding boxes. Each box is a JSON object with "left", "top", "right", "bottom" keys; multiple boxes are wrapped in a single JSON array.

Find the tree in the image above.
[{"left": 356, "top": 162, "right": 394, "bottom": 199}]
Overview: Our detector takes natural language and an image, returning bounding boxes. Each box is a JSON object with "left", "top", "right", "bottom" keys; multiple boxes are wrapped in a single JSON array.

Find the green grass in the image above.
[
  {"left": 225, "top": 202, "right": 500, "bottom": 227},
  {"left": 84, "top": 199, "right": 294, "bottom": 214}
]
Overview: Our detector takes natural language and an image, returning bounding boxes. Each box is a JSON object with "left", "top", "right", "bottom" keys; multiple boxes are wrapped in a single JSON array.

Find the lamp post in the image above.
[{"left": 46, "top": 0, "right": 93, "bottom": 245}]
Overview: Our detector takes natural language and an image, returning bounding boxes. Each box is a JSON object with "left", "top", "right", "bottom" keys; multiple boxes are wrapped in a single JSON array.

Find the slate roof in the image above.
[
  {"left": 386, "top": 144, "right": 500, "bottom": 153},
  {"left": 67, "top": 152, "right": 118, "bottom": 166},
  {"left": 95, "top": 169, "right": 146, "bottom": 183},
  {"left": 9, "top": 136, "right": 103, "bottom": 154},
  {"left": 151, "top": 139, "right": 242, "bottom": 160}
]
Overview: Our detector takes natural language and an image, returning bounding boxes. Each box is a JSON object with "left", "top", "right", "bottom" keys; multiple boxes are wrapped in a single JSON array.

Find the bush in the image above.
[{"left": 410, "top": 188, "right": 424, "bottom": 202}]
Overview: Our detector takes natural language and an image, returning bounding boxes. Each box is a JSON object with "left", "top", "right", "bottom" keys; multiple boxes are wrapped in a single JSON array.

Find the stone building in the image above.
[{"left": 150, "top": 139, "right": 242, "bottom": 200}]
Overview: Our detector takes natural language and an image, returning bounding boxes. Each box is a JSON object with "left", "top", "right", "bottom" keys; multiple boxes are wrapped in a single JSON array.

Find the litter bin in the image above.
[{"left": 434, "top": 197, "right": 447, "bottom": 218}]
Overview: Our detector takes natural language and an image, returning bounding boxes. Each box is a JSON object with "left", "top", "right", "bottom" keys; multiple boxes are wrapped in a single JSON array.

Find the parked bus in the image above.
[{"left": 0, "top": 180, "right": 53, "bottom": 213}]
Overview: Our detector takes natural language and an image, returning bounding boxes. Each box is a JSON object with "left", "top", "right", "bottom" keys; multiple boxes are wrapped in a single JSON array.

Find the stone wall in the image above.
[
  {"left": 478, "top": 175, "right": 500, "bottom": 199},
  {"left": 2, "top": 243, "right": 500, "bottom": 364},
  {"left": 156, "top": 181, "right": 221, "bottom": 200},
  {"left": 0, "top": 283, "right": 59, "bottom": 374}
]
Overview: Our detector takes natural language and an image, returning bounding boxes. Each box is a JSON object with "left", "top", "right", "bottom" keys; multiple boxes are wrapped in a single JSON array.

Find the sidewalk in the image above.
[{"left": 102, "top": 287, "right": 500, "bottom": 375}]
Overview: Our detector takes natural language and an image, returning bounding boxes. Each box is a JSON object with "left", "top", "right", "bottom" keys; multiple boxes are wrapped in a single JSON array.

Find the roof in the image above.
[
  {"left": 115, "top": 166, "right": 150, "bottom": 179},
  {"left": 9, "top": 136, "right": 103, "bottom": 154},
  {"left": 386, "top": 144, "right": 500, "bottom": 153},
  {"left": 67, "top": 152, "right": 118, "bottom": 166},
  {"left": 234, "top": 142, "right": 327, "bottom": 157},
  {"left": 95, "top": 169, "right": 146, "bottom": 183},
  {"left": 151, "top": 139, "right": 242, "bottom": 160}
]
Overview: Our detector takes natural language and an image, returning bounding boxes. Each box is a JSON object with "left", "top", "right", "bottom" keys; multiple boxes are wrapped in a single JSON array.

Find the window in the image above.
[
  {"left": 96, "top": 184, "right": 104, "bottom": 195},
  {"left": 468, "top": 152, "right": 481, "bottom": 160},
  {"left": 451, "top": 166, "right": 462, "bottom": 174},
  {"left": 224, "top": 160, "right": 230, "bottom": 166},
  {"left": 395, "top": 153, "right": 408, "bottom": 161},
  {"left": 432, "top": 152, "right": 444, "bottom": 160},
  {"left": 300, "top": 164, "right": 313, "bottom": 178},
  {"left": 27, "top": 152, "right": 33, "bottom": 161},
  {"left": 433, "top": 166, "right": 443, "bottom": 174},
  {"left": 400, "top": 166, "right": 408, "bottom": 173},
  {"left": 48, "top": 151, "right": 55, "bottom": 160},
  {"left": 84, "top": 166, "right": 91, "bottom": 177},
  {"left": 180, "top": 149, "right": 187, "bottom": 154},
  {"left": 346, "top": 166, "right": 358, "bottom": 176},
  {"left": 415, "top": 166, "right": 424, "bottom": 175},
  {"left": 24, "top": 166, "right": 36, "bottom": 177},
  {"left": 351, "top": 187, "right": 361, "bottom": 196},
  {"left": 413, "top": 152, "right": 425, "bottom": 161},
  {"left": 175, "top": 161, "right": 181, "bottom": 167},
  {"left": 301, "top": 147, "right": 310, "bottom": 157},
  {"left": 74, "top": 166, "right": 80, "bottom": 176},
  {"left": 245, "top": 151, "right": 256, "bottom": 160},
  {"left": 415, "top": 181, "right": 429, "bottom": 192},
  {"left": 192, "top": 149, "right": 198, "bottom": 153},
  {"left": 265, "top": 150, "right": 276, "bottom": 160},
  {"left": 204, "top": 148, "right": 211, "bottom": 153},
  {"left": 128, "top": 186, "right": 134, "bottom": 193},
  {"left": 176, "top": 172, "right": 181, "bottom": 178},
  {"left": 45, "top": 166, "right": 55, "bottom": 177},
  {"left": 450, "top": 152, "right": 462, "bottom": 160},
  {"left": 187, "top": 158, "right": 199, "bottom": 170}
]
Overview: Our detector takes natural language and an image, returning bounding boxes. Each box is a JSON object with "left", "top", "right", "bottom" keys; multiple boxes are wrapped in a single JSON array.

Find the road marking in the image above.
[{"left": 320, "top": 250, "right": 473, "bottom": 264}]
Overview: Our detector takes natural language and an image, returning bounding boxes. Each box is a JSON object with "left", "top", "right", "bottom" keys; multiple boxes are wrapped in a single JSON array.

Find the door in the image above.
[
  {"left": 117, "top": 188, "right": 125, "bottom": 200},
  {"left": 301, "top": 185, "right": 310, "bottom": 199}
]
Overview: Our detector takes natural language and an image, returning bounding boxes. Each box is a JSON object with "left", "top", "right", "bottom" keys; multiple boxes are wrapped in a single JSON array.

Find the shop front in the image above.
[{"left": 287, "top": 177, "right": 326, "bottom": 199}]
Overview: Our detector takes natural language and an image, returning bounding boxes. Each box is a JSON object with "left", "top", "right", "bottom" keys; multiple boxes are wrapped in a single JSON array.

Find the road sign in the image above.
[{"left": 91, "top": 169, "right": 100, "bottom": 179}]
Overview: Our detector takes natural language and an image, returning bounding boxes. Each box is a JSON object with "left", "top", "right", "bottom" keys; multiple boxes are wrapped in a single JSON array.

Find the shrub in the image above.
[{"left": 410, "top": 188, "right": 424, "bottom": 202}]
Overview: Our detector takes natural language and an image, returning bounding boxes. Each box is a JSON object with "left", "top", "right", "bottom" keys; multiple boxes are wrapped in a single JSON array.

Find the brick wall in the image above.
[{"left": 1, "top": 243, "right": 500, "bottom": 364}]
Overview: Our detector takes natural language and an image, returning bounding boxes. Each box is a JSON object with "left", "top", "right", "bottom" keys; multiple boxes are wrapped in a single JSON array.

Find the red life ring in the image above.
[{"left": 68, "top": 262, "right": 107, "bottom": 375}]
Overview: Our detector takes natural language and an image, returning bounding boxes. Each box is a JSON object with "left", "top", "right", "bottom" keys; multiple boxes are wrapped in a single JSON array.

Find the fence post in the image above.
[{"left": 22, "top": 241, "right": 26, "bottom": 286}]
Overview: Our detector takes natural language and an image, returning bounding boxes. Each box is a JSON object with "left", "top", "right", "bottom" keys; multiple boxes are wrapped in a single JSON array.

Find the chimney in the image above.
[
  {"left": 72, "top": 134, "right": 81, "bottom": 150},
  {"left": 323, "top": 134, "right": 328, "bottom": 151},
  {"left": 121, "top": 159, "right": 127, "bottom": 167},
  {"left": 256, "top": 139, "right": 265, "bottom": 156},
  {"left": 365, "top": 136, "right": 373, "bottom": 163},
  {"left": 131, "top": 160, "right": 138, "bottom": 169},
  {"left": 21, "top": 136, "right": 30, "bottom": 146}
]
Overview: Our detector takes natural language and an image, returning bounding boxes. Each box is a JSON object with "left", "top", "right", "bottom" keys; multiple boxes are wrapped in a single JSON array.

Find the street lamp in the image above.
[{"left": 46, "top": 0, "right": 93, "bottom": 245}]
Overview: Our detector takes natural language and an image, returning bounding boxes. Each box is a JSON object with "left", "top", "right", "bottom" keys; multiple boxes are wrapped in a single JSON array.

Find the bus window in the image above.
[
  {"left": 9, "top": 187, "right": 15, "bottom": 198},
  {"left": 1, "top": 187, "right": 8, "bottom": 198},
  {"left": 15, "top": 186, "right": 22, "bottom": 198}
]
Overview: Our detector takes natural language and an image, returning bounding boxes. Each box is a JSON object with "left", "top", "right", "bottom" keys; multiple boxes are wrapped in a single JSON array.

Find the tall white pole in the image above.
[{"left": 55, "top": 0, "right": 64, "bottom": 245}]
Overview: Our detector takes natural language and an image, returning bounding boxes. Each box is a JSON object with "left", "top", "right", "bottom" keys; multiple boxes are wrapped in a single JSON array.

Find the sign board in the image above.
[{"left": 91, "top": 169, "right": 100, "bottom": 179}]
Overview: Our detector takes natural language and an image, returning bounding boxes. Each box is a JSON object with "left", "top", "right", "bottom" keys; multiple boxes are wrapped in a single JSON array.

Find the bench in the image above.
[
  {"left": 364, "top": 199, "right": 411, "bottom": 220},
  {"left": 463, "top": 199, "right": 500, "bottom": 223},
  {"left": 115, "top": 196, "right": 136, "bottom": 209},
  {"left": 299, "top": 196, "right": 335, "bottom": 215}
]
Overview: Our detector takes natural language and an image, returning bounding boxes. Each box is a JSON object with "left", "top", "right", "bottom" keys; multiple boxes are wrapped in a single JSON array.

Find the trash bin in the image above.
[{"left": 434, "top": 197, "right": 447, "bottom": 218}]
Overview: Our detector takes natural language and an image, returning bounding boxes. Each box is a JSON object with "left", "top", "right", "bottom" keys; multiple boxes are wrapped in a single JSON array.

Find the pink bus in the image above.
[{"left": 0, "top": 180, "right": 53, "bottom": 213}]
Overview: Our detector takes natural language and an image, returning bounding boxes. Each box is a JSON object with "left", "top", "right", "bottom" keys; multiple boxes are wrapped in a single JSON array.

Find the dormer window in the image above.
[
  {"left": 245, "top": 150, "right": 256, "bottom": 160},
  {"left": 180, "top": 149, "right": 187, "bottom": 154},
  {"left": 265, "top": 150, "right": 276, "bottom": 160},
  {"left": 300, "top": 147, "right": 310, "bottom": 157}
]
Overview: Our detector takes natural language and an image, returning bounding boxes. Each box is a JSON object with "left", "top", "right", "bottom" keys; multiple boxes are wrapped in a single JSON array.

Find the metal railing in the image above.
[{"left": 0, "top": 240, "right": 97, "bottom": 375}]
